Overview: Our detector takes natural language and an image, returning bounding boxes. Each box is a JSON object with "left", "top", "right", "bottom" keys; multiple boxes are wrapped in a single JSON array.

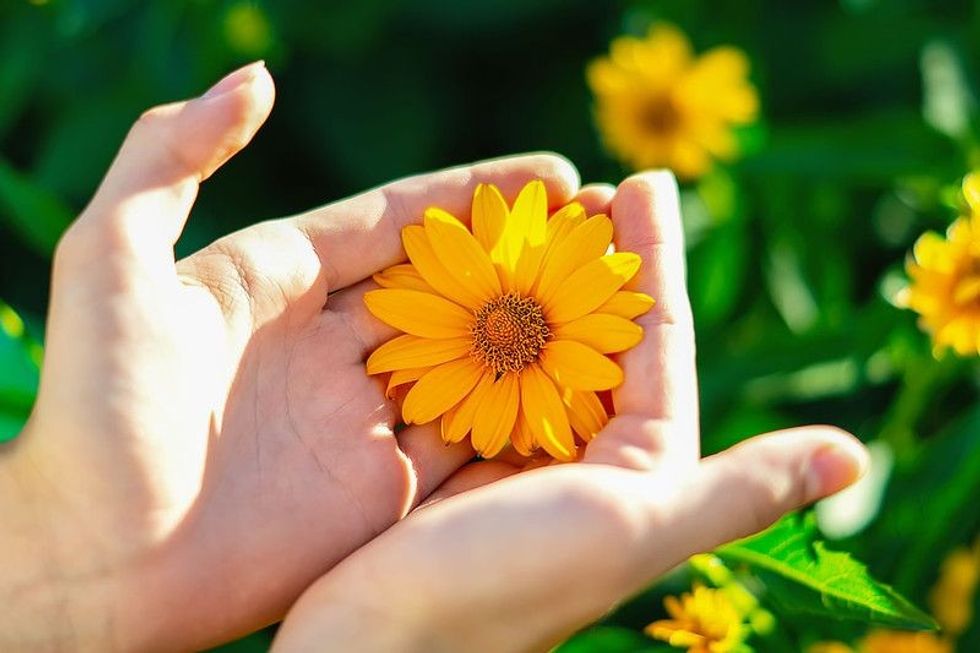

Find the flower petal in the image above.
[
  {"left": 552, "top": 313, "right": 643, "bottom": 353},
  {"left": 366, "top": 334, "right": 472, "bottom": 374},
  {"left": 542, "top": 202, "right": 587, "bottom": 262},
  {"left": 520, "top": 364, "right": 576, "bottom": 461},
  {"left": 596, "top": 291, "right": 656, "bottom": 319},
  {"left": 500, "top": 180, "right": 548, "bottom": 294},
  {"left": 372, "top": 264, "right": 435, "bottom": 293},
  {"left": 471, "top": 374, "right": 519, "bottom": 458},
  {"left": 536, "top": 214, "right": 614, "bottom": 304},
  {"left": 444, "top": 371, "right": 495, "bottom": 443},
  {"left": 540, "top": 340, "right": 624, "bottom": 391},
  {"left": 544, "top": 253, "right": 642, "bottom": 324},
  {"left": 424, "top": 207, "right": 502, "bottom": 302},
  {"left": 364, "top": 289, "right": 473, "bottom": 339},
  {"left": 511, "top": 412, "right": 538, "bottom": 456},
  {"left": 560, "top": 387, "right": 608, "bottom": 441},
  {"left": 472, "top": 183, "right": 509, "bottom": 257},
  {"left": 964, "top": 172, "right": 980, "bottom": 215},
  {"left": 386, "top": 367, "right": 430, "bottom": 399},
  {"left": 402, "top": 225, "right": 484, "bottom": 309},
  {"left": 403, "top": 359, "right": 484, "bottom": 425}
]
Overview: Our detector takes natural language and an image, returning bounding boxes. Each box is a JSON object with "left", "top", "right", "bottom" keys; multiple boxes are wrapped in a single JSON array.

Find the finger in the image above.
[
  {"left": 327, "top": 182, "right": 617, "bottom": 358},
  {"left": 574, "top": 183, "right": 616, "bottom": 216},
  {"left": 417, "top": 460, "right": 522, "bottom": 508},
  {"left": 586, "top": 171, "right": 697, "bottom": 469},
  {"left": 287, "top": 153, "right": 580, "bottom": 292},
  {"left": 396, "top": 422, "right": 478, "bottom": 509},
  {"left": 660, "top": 427, "right": 869, "bottom": 555},
  {"left": 67, "top": 62, "right": 274, "bottom": 277}
]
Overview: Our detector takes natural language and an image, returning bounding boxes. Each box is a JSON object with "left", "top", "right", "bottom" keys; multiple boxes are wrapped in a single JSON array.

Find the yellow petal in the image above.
[
  {"left": 403, "top": 225, "right": 484, "bottom": 309},
  {"left": 552, "top": 313, "right": 643, "bottom": 353},
  {"left": 511, "top": 412, "right": 538, "bottom": 456},
  {"left": 386, "top": 367, "right": 430, "bottom": 399},
  {"left": 364, "top": 289, "right": 473, "bottom": 339},
  {"left": 444, "top": 372, "right": 495, "bottom": 443},
  {"left": 964, "top": 172, "right": 980, "bottom": 214},
  {"left": 544, "top": 253, "right": 642, "bottom": 324},
  {"left": 472, "top": 183, "right": 509, "bottom": 258},
  {"left": 440, "top": 408, "right": 458, "bottom": 443},
  {"left": 539, "top": 340, "right": 624, "bottom": 391},
  {"left": 954, "top": 276, "right": 980, "bottom": 306},
  {"left": 913, "top": 231, "right": 956, "bottom": 273},
  {"left": 372, "top": 264, "right": 435, "bottom": 293},
  {"left": 366, "top": 334, "right": 472, "bottom": 374},
  {"left": 424, "top": 207, "right": 502, "bottom": 302},
  {"left": 561, "top": 387, "right": 607, "bottom": 441},
  {"left": 403, "top": 359, "right": 484, "bottom": 424},
  {"left": 471, "top": 374, "right": 519, "bottom": 458},
  {"left": 542, "top": 202, "right": 587, "bottom": 261},
  {"left": 501, "top": 180, "right": 548, "bottom": 294},
  {"left": 520, "top": 364, "right": 576, "bottom": 461},
  {"left": 536, "top": 214, "right": 614, "bottom": 303},
  {"left": 596, "top": 291, "right": 656, "bottom": 319}
]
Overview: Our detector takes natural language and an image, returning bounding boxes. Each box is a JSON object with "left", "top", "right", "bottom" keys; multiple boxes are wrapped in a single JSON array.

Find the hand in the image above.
[
  {"left": 0, "top": 62, "right": 581, "bottom": 651},
  {"left": 271, "top": 173, "right": 870, "bottom": 653}
]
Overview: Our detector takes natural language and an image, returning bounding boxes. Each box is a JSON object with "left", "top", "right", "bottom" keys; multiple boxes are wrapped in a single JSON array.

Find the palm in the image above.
[
  {"left": 273, "top": 173, "right": 868, "bottom": 653},
  {"left": 15, "top": 63, "right": 581, "bottom": 649}
]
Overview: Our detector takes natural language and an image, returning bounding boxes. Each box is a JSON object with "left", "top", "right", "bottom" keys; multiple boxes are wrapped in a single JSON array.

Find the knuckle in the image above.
[{"left": 133, "top": 103, "right": 177, "bottom": 134}]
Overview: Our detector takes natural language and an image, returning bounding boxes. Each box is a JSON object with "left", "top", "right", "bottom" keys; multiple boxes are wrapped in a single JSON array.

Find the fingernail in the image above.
[
  {"left": 805, "top": 439, "right": 870, "bottom": 502},
  {"left": 202, "top": 61, "right": 266, "bottom": 99}
]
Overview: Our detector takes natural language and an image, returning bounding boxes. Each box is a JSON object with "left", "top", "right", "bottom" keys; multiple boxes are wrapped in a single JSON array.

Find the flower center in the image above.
[
  {"left": 638, "top": 96, "right": 681, "bottom": 135},
  {"left": 471, "top": 292, "right": 550, "bottom": 376}
]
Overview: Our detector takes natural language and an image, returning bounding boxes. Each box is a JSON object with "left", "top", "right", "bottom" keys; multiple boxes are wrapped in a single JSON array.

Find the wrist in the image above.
[{"left": 0, "top": 434, "right": 118, "bottom": 651}]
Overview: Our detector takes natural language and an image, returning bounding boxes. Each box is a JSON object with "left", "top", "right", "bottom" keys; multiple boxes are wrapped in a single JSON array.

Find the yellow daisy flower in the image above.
[
  {"left": 645, "top": 584, "right": 747, "bottom": 653},
  {"left": 859, "top": 630, "right": 951, "bottom": 653},
  {"left": 364, "top": 180, "right": 654, "bottom": 461},
  {"left": 902, "top": 172, "right": 980, "bottom": 356},
  {"left": 587, "top": 23, "right": 759, "bottom": 179},
  {"left": 929, "top": 540, "right": 980, "bottom": 636}
]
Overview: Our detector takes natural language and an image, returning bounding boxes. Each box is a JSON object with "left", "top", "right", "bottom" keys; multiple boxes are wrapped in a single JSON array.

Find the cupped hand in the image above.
[
  {"left": 0, "top": 63, "right": 580, "bottom": 651},
  {"left": 272, "top": 173, "right": 870, "bottom": 653}
]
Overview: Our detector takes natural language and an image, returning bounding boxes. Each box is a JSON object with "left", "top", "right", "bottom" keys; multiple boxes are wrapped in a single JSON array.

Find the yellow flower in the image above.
[
  {"left": 929, "top": 540, "right": 980, "bottom": 636},
  {"left": 364, "top": 180, "right": 654, "bottom": 461},
  {"left": 859, "top": 630, "right": 951, "bottom": 653},
  {"left": 587, "top": 23, "right": 759, "bottom": 179},
  {"left": 902, "top": 172, "right": 980, "bottom": 356},
  {"left": 645, "top": 584, "right": 747, "bottom": 652}
]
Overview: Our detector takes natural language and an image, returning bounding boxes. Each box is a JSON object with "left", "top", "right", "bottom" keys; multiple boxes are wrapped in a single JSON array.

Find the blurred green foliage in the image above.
[{"left": 1, "top": 0, "right": 979, "bottom": 651}]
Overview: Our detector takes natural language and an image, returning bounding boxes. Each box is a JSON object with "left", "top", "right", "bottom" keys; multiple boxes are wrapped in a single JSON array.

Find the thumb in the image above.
[
  {"left": 666, "top": 427, "right": 869, "bottom": 554},
  {"left": 64, "top": 62, "right": 274, "bottom": 274}
]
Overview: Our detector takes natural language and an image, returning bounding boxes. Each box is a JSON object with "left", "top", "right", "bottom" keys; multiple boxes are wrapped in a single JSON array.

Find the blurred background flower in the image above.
[
  {"left": 586, "top": 23, "right": 758, "bottom": 179},
  {"left": 900, "top": 173, "right": 980, "bottom": 357},
  {"left": 1, "top": 1, "right": 980, "bottom": 651}
]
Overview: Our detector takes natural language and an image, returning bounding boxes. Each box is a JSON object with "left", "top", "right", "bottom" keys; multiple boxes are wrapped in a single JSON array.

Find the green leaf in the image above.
[
  {"left": 0, "top": 157, "right": 74, "bottom": 257},
  {"left": 556, "top": 627, "right": 670, "bottom": 653},
  {"left": 867, "top": 404, "right": 980, "bottom": 593},
  {"left": 716, "top": 514, "right": 937, "bottom": 631},
  {"left": 0, "top": 300, "right": 40, "bottom": 441}
]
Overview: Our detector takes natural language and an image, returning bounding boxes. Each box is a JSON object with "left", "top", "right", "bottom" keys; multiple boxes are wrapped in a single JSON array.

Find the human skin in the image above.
[
  {"left": 0, "top": 63, "right": 584, "bottom": 651},
  {"left": 270, "top": 176, "right": 869, "bottom": 651},
  {"left": 0, "top": 63, "right": 867, "bottom": 652}
]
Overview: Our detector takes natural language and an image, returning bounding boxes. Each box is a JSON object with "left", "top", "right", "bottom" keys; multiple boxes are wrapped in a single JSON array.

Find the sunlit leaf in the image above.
[
  {"left": 0, "top": 300, "right": 40, "bottom": 441},
  {"left": 716, "top": 514, "right": 937, "bottom": 630}
]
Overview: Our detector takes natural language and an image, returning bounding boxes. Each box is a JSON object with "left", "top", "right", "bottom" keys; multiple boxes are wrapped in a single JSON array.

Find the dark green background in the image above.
[{"left": 1, "top": 0, "right": 979, "bottom": 651}]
